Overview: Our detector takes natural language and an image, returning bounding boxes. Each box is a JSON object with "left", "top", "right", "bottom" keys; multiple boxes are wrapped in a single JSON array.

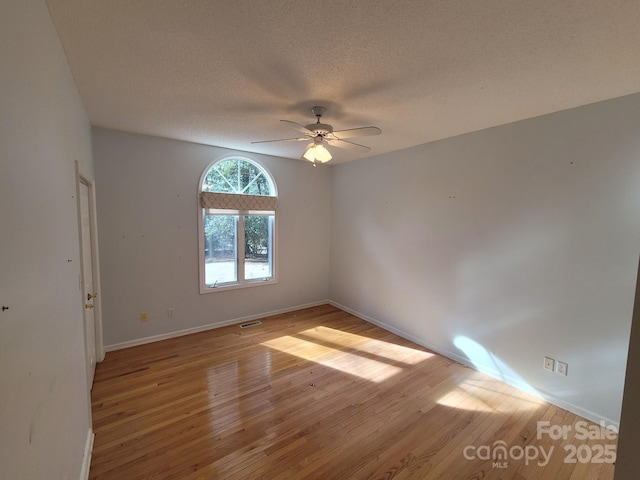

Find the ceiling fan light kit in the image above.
[
  {"left": 252, "top": 106, "right": 381, "bottom": 164},
  {"left": 303, "top": 137, "right": 332, "bottom": 163}
]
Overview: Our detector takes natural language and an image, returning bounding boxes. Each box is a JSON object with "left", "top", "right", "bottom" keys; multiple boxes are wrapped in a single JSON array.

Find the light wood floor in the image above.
[{"left": 89, "top": 304, "right": 617, "bottom": 479}]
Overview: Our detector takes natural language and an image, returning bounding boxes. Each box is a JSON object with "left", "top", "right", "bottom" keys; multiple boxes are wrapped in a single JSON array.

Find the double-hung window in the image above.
[{"left": 198, "top": 157, "right": 277, "bottom": 292}]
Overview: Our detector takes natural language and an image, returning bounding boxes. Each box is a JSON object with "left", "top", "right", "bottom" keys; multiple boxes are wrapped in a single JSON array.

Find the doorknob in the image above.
[
  {"left": 85, "top": 304, "right": 95, "bottom": 309},
  {"left": 87, "top": 293, "right": 98, "bottom": 301}
]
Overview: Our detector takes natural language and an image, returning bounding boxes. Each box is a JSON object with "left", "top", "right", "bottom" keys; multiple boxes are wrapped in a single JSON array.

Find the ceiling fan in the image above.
[{"left": 252, "top": 106, "right": 381, "bottom": 164}]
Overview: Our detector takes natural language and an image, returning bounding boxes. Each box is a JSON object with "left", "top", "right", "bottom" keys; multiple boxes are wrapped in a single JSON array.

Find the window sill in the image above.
[{"left": 200, "top": 278, "right": 278, "bottom": 294}]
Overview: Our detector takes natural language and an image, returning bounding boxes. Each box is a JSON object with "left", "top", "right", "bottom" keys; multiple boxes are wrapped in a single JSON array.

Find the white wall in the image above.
[
  {"left": 330, "top": 94, "right": 640, "bottom": 425},
  {"left": 92, "top": 128, "right": 331, "bottom": 347},
  {"left": 0, "top": 1, "right": 94, "bottom": 479}
]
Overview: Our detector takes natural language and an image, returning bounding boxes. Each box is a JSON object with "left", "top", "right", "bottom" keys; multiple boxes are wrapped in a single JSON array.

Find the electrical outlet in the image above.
[
  {"left": 167, "top": 308, "right": 174, "bottom": 318},
  {"left": 556, "top": 361, "right": 568, "bottom": 376},
  {"left": 544, "top": 357, "right": 555, "bottom": 372},
  {"left": 140, "top": 312, "right": 148, "bottom": 322}
]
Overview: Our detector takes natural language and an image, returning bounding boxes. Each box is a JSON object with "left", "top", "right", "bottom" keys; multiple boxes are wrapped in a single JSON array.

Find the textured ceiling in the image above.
[{"left": 46, "top": 0, "right": 640, "bottom": 164}]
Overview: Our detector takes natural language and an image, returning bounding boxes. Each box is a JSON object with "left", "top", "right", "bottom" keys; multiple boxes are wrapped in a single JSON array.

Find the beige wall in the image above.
[
  {"left": 0, "top": 1, "right": 95, "bottom": 479},
  {"left": 330, "top": 93, "right": 640, "bottom": 425},
  {"left": 92, "top": 128, "right": 331, "bottom": 347}
]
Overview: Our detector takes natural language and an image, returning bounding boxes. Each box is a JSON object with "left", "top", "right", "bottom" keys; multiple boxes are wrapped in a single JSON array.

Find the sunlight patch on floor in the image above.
[
  {"left": 298, "top": 326, "right": 435, "bottom": 365},
  {"left": 262, "top": 335, "right": 404, "bottom": 382},
  {"left": 437, "top": 375, "right": 545, "bottom": 413}
]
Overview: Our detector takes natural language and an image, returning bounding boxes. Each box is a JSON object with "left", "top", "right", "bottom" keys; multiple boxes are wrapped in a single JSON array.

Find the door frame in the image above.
[{"left": 75, "top": 163, "right": 104, "bottom": 370}]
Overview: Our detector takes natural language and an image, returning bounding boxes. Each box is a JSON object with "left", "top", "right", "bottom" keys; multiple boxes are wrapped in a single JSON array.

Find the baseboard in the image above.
[
  {"left": 78, "top": 429, "right": 94, "bottom": 480},
  {"left": 328, "top": 300, "right": 620, "bottom": 429},
  {"left": 105, "top": 300, "right": 329, "bottom": 352}
]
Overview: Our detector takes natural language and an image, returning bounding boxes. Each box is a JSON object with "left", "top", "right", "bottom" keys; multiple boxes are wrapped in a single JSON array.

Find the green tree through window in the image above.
[{"left": 202, "top": 157, "right": 271, "bottom": 195}]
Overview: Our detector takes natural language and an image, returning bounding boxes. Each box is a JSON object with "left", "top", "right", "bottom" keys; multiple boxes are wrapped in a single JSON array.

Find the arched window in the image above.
[{"left": 198, "top": 157, "right": 277, "bottom": 292}]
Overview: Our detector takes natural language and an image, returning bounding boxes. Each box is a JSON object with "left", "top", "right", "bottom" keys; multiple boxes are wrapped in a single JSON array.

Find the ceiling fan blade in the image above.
[
  {"left": 280, "top": 120, "right": 315, "bottom": 136},
  {"left": 326, "top": 138, "right": 371, "bottom": 152},
  {"left": 251, "top": 137, "right": 307, "bottom": 144},
  {"left": 332, "top": 126, "right": 381, "bottom": 139}
]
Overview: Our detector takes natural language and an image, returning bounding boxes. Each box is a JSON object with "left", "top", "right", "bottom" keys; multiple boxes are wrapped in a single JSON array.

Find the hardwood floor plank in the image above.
[{"left": 89, "top": 304, "right": 616, "bottom": 479}]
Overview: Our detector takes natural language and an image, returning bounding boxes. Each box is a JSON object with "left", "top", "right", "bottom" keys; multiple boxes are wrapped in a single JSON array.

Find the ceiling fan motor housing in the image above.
[{"left": 306, "top": 122, "right": 333, "bottom": 136}]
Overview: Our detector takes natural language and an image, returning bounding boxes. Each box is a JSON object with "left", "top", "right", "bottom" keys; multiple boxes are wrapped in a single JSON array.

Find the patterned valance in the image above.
[{"left": 200, "top": 192, "right": 278, "bottom": 212}]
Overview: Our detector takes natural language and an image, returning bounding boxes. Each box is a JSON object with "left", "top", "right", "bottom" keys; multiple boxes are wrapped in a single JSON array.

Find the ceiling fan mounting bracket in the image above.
[{"left": 310, "top": 106, "right": 326, "bottom": 118}]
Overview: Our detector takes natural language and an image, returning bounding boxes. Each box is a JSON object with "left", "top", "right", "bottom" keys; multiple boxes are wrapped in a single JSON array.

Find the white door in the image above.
[{"left": 80, "top": 181, "right": 96, "bottom": 388}]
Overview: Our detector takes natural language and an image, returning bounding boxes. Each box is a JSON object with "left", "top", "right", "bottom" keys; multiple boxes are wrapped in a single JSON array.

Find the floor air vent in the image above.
[{"left": 239, "top": 320, "right": 262, "bottom": 329}]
